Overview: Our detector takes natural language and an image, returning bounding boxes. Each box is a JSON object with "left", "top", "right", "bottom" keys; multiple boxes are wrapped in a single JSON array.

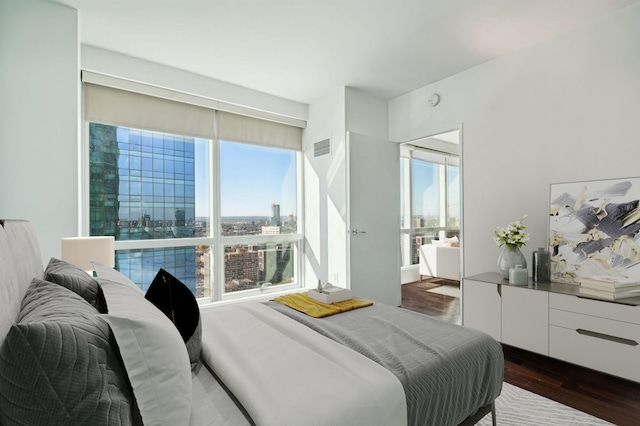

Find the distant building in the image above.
[
  {"left": 261, "top": 226, "right": 281, "bottom": 235},
  {"left": 226, "top": 278, "right": 254, "bottom": 292},
  {"left": 259, "top": 244, "right": 293, "bottom": 284},
  {"left": 223, "top": 243, "right": 293, "bottom": 292},
  {"left": 271, "top": 203, "right": 281, "bottom": 226},
  {"left": 195, "top": 245, "right": 210, "bottom": 298},
  {"left": 224, "top": 247, "right": 260, "bottom": 289},
  {"left": 174, "top": 208, "right": 185, "bottom": 226},
  {"left": 412, "top": 235, "right": 427, "bottom": 265},
  {"left": 139, "top": 214, "right": 152, "bottom": 228}
]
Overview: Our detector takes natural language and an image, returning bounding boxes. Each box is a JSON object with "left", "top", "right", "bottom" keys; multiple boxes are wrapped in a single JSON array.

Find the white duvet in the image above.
[{"left": 200, "top": 302, "right": 407, "bottom": 426}]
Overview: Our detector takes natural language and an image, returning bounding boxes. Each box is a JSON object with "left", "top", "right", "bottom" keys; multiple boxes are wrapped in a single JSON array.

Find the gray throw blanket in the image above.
[{"left": 266, "top": 301, "right": 503, "bottom": 426}]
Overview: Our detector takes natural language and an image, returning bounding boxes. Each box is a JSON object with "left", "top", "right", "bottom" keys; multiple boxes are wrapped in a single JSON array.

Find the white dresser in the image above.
[{"left": 463, "top": 272, "right": 640, "bottom": 382}]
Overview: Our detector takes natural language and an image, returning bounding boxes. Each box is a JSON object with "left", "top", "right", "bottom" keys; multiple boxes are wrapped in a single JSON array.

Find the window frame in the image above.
[
  {"left": 400, "top": 149, "right": 460, "bottom": 268},
  {"left": 81, "top": 124, "right": 304, "bottom": 305},
  {"left": 214, "top": 137, "right": 304, "bottom": 302}
]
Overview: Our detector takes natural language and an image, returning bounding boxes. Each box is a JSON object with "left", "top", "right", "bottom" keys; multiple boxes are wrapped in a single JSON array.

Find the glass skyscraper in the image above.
[{"left": 89, "top": 123, "right": 197, "bottom": 293}]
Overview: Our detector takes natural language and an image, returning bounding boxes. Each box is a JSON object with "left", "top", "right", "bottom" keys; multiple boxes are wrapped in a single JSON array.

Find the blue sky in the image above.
[
  {"left": 195, "top": 139, "right": 458, "bottom": 220},
  {"left": 412, "top": 162, "right": 459, "bottom": 218},
  {"left": 412, "top": 161, "right": 439, "bottom": 217},
  {"left": 195, "top": 140, "right": 297, "bottom": 217}
]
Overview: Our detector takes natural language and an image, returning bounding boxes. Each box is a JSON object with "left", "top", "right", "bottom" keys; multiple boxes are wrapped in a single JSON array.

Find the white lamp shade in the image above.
[{"left": 61, "top": 236, "right": 115, "bottom": 271}]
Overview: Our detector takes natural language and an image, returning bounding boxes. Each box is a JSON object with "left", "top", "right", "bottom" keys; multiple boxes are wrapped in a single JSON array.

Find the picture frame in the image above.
[{"left": 548, "top": 176, "right": 640, "bottom": 283}]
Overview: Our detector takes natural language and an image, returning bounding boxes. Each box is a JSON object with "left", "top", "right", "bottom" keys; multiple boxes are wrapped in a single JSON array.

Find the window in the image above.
[
  {"left": 219, "top": 141, "right": 300, "bottom": 294},
  {"left": 89, "top": 123, "right": 211, "bottom": 296},
  {"left": 83, "top": 77, "right": 303, "bottom": 302},
  {"left": 400, "top": 147, "right": 459, "bottom": 267}
]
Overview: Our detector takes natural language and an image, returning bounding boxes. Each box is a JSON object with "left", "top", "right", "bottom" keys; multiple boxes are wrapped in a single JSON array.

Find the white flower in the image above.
[{"left": 494, "top": 215, "right": 529, "bottom": 248}]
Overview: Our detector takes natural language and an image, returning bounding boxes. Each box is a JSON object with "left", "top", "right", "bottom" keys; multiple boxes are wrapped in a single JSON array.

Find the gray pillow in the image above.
[
  {"left": 45, "top": 257, "right": 108, "bottom": 313},
  {"left": 0, "top": 278, "right": 135, "bottom": 425}
]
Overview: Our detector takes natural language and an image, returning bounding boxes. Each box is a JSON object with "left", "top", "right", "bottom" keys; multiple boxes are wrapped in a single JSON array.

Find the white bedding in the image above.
[
  {"left": 200, "top": 302, "right": 407, "bottom": 426},
  {"left": 189, "top": 364, "right": 252, "bottom": 426}
]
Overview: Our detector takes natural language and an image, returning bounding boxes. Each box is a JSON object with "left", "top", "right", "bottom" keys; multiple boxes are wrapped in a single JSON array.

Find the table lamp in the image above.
[{"left": 61, "top": 236, "right": 115, "bottom": 272}]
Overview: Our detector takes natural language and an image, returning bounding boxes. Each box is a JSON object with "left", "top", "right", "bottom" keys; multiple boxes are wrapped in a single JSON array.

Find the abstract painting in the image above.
[{"left": 549, "top": 177, "right": 640, "bottom": 283}]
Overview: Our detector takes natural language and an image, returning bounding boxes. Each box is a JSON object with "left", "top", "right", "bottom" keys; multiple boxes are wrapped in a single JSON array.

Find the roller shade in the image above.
[
  {"left": 84, "top": 82, "right": 302, "bottom": 150},
  {"left": 217, "top": 110, "right": 302, "bottom": 151},
  {"left": 84, "top": 83, "right": 216, "bottom": 139},
  {"left": 401, "top": 145, "right": 458, "bottom": 163}
]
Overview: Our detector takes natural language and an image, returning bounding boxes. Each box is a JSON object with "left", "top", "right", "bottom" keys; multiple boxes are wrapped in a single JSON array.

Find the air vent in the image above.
[{"left": 314, "top": 138, "right": 331, "bottom": 157}]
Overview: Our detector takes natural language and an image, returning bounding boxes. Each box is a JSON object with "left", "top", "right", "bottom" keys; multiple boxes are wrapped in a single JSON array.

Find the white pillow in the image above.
[
  {"left": 95, "top": 263, "right": 192, "bottom": 426},
  {"left": 92, "top": 261, "right": 144, "bottom": 294}
]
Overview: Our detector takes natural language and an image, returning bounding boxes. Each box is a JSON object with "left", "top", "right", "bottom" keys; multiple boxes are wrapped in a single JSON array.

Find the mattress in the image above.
[{"left": 266, "top": 301, "right": 504, "bottom": 426}]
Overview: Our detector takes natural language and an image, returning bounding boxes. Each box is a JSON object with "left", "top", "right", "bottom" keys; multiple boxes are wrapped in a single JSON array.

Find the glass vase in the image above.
[{"left": 497, "top": 245, "right": 526, "bottom": 279}]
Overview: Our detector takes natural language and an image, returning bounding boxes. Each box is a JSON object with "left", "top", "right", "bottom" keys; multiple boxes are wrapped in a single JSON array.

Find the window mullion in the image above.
[{"left": 212, "top": 137, "right": 222, "bottom": 303}]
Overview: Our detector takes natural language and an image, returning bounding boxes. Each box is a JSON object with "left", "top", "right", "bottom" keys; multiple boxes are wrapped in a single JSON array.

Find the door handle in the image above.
[{"left": 351, "top": 228, "right": 366, "bottom": 235}]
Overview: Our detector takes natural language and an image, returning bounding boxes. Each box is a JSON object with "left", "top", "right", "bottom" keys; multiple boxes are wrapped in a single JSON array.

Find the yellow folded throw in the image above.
[{"left": 272, "top": 292, "right": 373, "bottom": 318}]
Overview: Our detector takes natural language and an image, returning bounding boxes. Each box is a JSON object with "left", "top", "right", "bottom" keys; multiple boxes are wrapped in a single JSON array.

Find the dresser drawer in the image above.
[
  {"left": 550, "top": 309, "right": 640, "bottom": 342},
  {"left": 549, "top": 309, "right": 640, "bottom": 382},
  {"left": 549, "top": 292, "right": 640, "bottom": 325}
]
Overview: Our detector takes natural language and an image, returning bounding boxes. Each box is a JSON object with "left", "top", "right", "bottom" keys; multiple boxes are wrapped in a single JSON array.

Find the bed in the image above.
[{"left": 0, "top": 220, "right": 503, "bottom": 425}]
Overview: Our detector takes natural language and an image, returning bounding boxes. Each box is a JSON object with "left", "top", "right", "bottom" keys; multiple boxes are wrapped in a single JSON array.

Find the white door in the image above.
[{"left": 347, "top": 132, "right": 401, "bottom": 305}]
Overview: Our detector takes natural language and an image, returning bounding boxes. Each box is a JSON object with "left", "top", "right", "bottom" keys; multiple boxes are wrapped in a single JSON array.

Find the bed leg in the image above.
[{"left": 491, "top": 402, "right": 496, "bottom": 426}]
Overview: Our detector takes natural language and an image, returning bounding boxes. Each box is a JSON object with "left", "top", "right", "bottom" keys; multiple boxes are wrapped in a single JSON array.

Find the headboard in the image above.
[{"left": 0, "top": 220, "right": 44, "bottom": 346}]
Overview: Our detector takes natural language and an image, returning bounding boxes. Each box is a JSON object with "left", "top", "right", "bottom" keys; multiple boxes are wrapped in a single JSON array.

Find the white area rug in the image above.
[
  {"left": 476, "top": 382, "right": 613, "bottom": 425},
  {"left": 425, "top": 285, "right": 460, "bottom": 298}
]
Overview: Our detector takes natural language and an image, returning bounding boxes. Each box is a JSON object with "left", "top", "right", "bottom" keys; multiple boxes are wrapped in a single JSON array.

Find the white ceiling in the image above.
[{"left": 54, "top": 0, "right": 639, "bottom": 104}]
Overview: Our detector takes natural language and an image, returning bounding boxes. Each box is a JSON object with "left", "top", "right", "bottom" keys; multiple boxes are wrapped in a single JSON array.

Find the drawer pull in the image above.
[
  {"left": 576, "top": 295, "right": 638, "bottom": 306},
  {"left": 576, "top": 329, "right": 638, "bottom": 346}
]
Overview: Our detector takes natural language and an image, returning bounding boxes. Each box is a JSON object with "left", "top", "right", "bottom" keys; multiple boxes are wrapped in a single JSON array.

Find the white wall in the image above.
[
  {"left": 82, "top": 45, "right": 308, "bottom": 122},
  {"left": 302, "top": 87, "right": 347, "bottom": 287},
  {"left": 302, "top": 86, "right": 398, "bottom": 298},
  {"left": 0, "top": 3, "right": 310, "bottom": 265},
  {"left": 0, "top": 0, "right": 79, "bottom": 264},
  {"left": 389, "top": 4, "right": 640, "bottom": 277},
  {"left": 345, "top": 87, "right": 388, "bottom": 138}
]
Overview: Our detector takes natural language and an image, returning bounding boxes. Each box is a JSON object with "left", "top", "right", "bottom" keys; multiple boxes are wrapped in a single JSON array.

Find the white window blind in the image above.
[
  {"left": 84, "top": 83, "right": 216, "bottom": 139},
  {"left": 216, "top": 110, "right": 302, "bottom": 151},
  {"left": 83, "top": 75, "right": 303, "bottom": 150}
]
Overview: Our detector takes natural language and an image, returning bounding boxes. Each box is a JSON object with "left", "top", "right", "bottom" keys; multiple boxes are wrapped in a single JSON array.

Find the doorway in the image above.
[{"left": 399, "top": 129, "right": 462, "bottom": 323}]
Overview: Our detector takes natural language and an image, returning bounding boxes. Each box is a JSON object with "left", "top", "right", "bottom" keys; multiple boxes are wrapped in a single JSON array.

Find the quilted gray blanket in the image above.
[{"left": 266, "top": 301, "right": 503, "bottom": 426}]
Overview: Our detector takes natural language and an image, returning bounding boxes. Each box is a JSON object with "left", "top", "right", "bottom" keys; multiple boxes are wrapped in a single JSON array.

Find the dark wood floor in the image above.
[
  {"left": 401, "top": 280, "right": 640, "bottom": 426},
  {"left": 401, "top": 278, "right": 461, "bottom": 324}
]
